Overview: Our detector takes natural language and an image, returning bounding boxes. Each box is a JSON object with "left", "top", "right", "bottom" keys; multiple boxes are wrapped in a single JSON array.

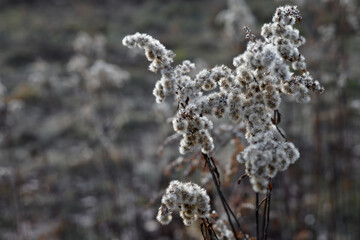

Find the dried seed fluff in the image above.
[
  {"left": 123, "top": 5, "right": 324, "bottom": 193},
  {"left": 156, "top": 180, "right": 211, "bottom": 226}
]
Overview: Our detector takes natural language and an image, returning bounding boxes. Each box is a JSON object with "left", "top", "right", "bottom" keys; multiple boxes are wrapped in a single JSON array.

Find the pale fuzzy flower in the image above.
[
  {"left": 272, "top": 5, "right": 302, "bottom": 26},
  {"left": 26, "top": 60, "right": 52, "bottom": 85},
  {"left": 122, "top": 32, "right": 175, "bottom": 73},
  {"left": 67, "top": 32, "right": 129, "bottom": 92},
  {"left": 73, "top": 32, "right": 93, "bottom": 55},
  {"left": 210, "top": 211, "right": 235, "bottom": 240},
  {"left": 7, "top": 99, "right": 24, "bottom": 113},
  {"left": 67, "top": 54, "right": 88, "bottom": 73},
  {"left": 85, "top": 60, "right": 129, "bottom": 90},
  {"left": 73, "top": 32, "right": 106, "bottom": 58},
  {"left": 157, "top": 180, "right": 211, "bottom": 226}
]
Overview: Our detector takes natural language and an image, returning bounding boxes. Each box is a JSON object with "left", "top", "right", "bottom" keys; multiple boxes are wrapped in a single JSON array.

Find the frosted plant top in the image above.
[
  {"left": 122, "top": 5, "right": 324, "bottom": 193},
  {"left": 122, "top": 32, "right": 175, "bottom": 73}
]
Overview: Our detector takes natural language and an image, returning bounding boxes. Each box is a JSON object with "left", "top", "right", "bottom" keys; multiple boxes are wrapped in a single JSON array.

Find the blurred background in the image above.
[{"left": 0, "top": 0, "right": 359, "bottom": 239}]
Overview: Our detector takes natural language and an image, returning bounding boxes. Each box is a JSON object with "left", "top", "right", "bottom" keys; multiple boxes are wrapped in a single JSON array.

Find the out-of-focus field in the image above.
[{"left": 0, "top": 0, "right": 359, "bottom": 239}]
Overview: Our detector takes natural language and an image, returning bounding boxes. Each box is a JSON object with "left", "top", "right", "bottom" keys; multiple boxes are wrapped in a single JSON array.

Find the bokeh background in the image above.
[{"left": 0, "top": 0, "right": 359, "bottom": 239}]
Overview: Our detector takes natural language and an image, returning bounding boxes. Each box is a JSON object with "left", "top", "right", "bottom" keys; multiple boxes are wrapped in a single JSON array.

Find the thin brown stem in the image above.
[
  {"left": 202, "top": 153, "right": 241, "bottom": 240},
  {"left": 262, "top": 182, "right": 272, "bottom": 240},
  {"left": 256, "top": 193, "right": 259, "bottom": 240},
  {"left": 201, "top": 220, "right": 207, "bottom": 240},
  {"left": 201, "top": 217, "right": 220, "bottom": 240},
  {"left": 206, "top": 217, "right": 220, "bottom": 240},
  {"left": 261, "top": 193, "right": 268, "bottom": 240},
  {"left": 264, "top": 192, "right": 271, "bottom": 240},
  {"left": 256, "top": 193, "right": 271, "bottom": 211},
  {"left": 209, "top": 156, "right": 242, "bottom": 234},
  {"left": 237, "top": 173, "right": 248, "bottom": 185}
]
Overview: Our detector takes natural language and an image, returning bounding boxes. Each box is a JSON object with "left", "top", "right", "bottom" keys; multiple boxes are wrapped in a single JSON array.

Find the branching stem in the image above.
[
  {"left": 201, "top": 218, "right": 220, "bottom": 240},
  {"left": 202, "top": 153, "right": 242, "bottom": 240}
]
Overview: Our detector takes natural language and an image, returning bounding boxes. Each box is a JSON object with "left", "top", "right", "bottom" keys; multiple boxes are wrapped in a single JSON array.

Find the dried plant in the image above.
[
  {"left": 157, "top": 180, "right": 211, "bottom": 226},
  {"left": 122, "top": 5, "right": 323, "bottom": 239}
]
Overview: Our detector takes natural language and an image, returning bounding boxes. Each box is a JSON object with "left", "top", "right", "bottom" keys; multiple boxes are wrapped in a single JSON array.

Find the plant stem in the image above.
[
  {"left": 206, "top": 217, "right": 220, "bottom": 240},
  {"left": 264, "top": 192, "right": 271, "bottom": 240},
  {"left": 261, "top": 193, "right": 268, "bottom": 240},
  {"left": 202, "top": 153, "right": 241, "bottom": 240},
  {"left": 256, "top": 193, "right": 259, "bottom": 240}
]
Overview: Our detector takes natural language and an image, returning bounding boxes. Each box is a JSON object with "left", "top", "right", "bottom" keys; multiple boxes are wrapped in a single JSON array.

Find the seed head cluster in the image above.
[
  {"left": 212, "top": 217, "right": 235, "bottom": 239},
  {"left": 208, "top": 210, "right": 252, "bottom": 240},
  {"left": 122, "top": 6, "right": 323, "bottom": 193},
  {"left": 122, "top": 32, "right": 175, "bottom": 75},
  {"left": 156, "top": 180, "right": 211, "bottom": 226}
]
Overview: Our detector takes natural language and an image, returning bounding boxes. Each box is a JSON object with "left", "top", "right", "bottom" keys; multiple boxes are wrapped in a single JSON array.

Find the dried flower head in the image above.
[{"left": 156, "top": 180, "right": 211, "bottom": 226}]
